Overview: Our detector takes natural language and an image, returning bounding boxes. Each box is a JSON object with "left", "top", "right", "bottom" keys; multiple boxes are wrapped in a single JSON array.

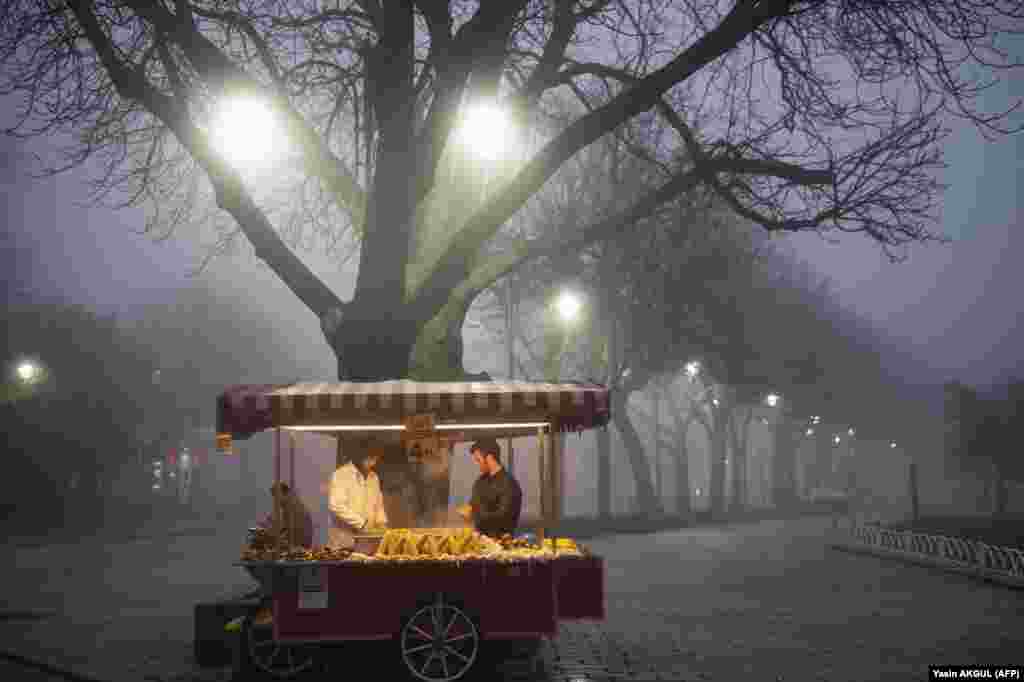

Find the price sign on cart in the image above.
[
  {"left": 297, "top": 566, "right": 328, "bottom": 610},
  {"left": 403, "top": 413, "right": 441, "bottom": 462},
  {"left": 403, "top": 413, "right": 436, "bottom": 441}
]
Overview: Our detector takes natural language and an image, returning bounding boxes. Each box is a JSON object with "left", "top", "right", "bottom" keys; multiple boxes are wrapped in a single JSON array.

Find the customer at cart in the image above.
[
  {"left": 327, "top": 444, "right": 389, "bottom": 550},
  {"left": 457, "top": 438, "right": 523, "bottom": 537}
]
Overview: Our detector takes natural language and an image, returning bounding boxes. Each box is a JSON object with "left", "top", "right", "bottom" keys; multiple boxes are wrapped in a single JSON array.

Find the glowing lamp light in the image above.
[
  {"left": 16, "top": 361, "right": 38, "bottom": 383},
  {"left": 209, "top": 96, "right": 283, "bottom": 168},
  {"left": 806, "top": 428, "right": 814, "bottom": 436},
  {"left": 833, "top": 435, "right": 841, "bottom": 445},
  {"left": 685, "top": 361, "right": 701, "bottom": 378},
  {"left": 890, "top": 442, "right": 897, "bottom": 449},
  {"left": 459, "top": 102, "right": 509, "bottom": 161},
  {"left": 848, "top": 428, "right": 855, "bottom": 436},
  {"left": 765, "top": 393, "right": 780, "bottom": 408},
  {"left": 556, "top": 291, "right": 582, "bottom": 323}
]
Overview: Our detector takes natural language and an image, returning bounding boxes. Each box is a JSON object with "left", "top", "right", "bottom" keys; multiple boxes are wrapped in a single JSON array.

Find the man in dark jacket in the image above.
[{"left": 456, "top": 438, "right": 523, "bottom": 537}]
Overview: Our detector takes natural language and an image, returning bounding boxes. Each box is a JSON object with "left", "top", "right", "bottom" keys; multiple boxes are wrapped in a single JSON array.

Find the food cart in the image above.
[{"left": 215, "top": 380, "right": 610, "bottom": 681}]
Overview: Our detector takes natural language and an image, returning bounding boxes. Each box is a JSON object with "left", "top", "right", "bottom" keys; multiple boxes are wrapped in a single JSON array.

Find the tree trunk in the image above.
[
  {"left": 991, "top": 459, "right": 1007, "bottom": 516},
  {"left": 653, "top": 384, "right": 661, "bottom": 501},
  {"left": 709, "top": 411, "right": 728, "bottom": 516},
  {"left": 596, "top": 425, "right": 612, "bottom": 519},
  {"left": 727, "top": 408, "right": 751, "bottom": 512},
  {"left": 772, "top": 417, "right": 799, "bottom": 509},
  {"left": 809, "top": 426, "right": 831, "bottom": 494},
  {"left": 673, "top": 423, "right": 692, "bottom": 517},
  {"left": 908, "top": 460, "right": 919, "bottom": 522},
  {"left": 611, "top": 394, "right": 662, "bottom": 517},
  {"left": 331, "top": 302, "right": 418, "bottom": 380}
]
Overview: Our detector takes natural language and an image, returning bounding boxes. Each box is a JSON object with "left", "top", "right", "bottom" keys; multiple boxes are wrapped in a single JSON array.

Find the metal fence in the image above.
[{"left": 833, "top": 518, "right": 1024, "bottom": 585}]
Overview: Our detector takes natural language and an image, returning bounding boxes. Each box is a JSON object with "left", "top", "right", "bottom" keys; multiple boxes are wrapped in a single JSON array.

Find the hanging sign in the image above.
[
  {"left": 403, "top": 413, "right": 436, "bottom": 441},
  {"left": 402, "top": 413, "right": 439, "bottom": 461},
  {"left": 215, "top": 433, "right": 233, "bottom": 455}
]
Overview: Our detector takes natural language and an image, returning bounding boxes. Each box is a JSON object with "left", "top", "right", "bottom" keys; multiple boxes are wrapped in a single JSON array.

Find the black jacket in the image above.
[{"left": 469, "top": 468, "right": 523, "bottom": 537}]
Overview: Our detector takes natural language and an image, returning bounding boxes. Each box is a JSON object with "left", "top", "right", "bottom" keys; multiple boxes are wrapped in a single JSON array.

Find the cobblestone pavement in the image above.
[{"left": 2, "top": 517, "right": 1022, "bottom": 681}]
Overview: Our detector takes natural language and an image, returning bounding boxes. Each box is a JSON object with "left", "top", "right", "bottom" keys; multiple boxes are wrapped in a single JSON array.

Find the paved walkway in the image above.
[
  {"left": 579, "top": 518, "right": 1022, "bottom": 681},
  {"left": 2, "top": 517, "right": 1021, "bottom": 681}
]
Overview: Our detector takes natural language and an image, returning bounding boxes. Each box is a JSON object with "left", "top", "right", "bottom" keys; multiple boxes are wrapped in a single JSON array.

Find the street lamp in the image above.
[
  {"left": 556, "top": 290, "right": 582, "bottom": 324},
  {"left": 890, "top": 441, "right": 897, "bottom": 449},
  {"left": 685, "top": 361, "right": 700, "bottom": 379},
  {"left": 16, "top": 361, "right": 39, "bottom": 384},
  {"left": 764, "top": 393, "right": 780, "bottom": 408},
  {"left": 833, "top": 435, "right": 841, "bottom": 445},
  {"left": 806, "top": 428, "right": 814, "bottom": 436},
  {"left": 848, "top": 427, "right": 855, "bottom": 437},
  {"left": 458, "top": 102, "right": 509, "bottom": 161},
  {"left": 209, "top": 95, "right": 284, "bottom": 168}
]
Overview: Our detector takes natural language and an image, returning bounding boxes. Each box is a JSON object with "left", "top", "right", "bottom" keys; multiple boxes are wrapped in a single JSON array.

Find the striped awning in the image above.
[{"left": 216, "top": 380, "right": 611, "bottom": 438}]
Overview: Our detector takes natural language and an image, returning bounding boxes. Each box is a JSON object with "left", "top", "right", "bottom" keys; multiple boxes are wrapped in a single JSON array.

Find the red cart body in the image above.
[{"left": 250, "top": 555, "right": 603, "bottom": 643}]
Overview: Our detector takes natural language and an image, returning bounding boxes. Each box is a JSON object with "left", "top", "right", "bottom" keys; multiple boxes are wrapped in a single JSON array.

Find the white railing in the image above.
[{"left": 835, "top": 518, "right": 1024, "bottom": 582}]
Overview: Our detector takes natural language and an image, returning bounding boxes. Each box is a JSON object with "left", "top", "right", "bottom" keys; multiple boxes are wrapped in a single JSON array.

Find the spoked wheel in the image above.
[
  {"left": 400, "top": 594, "right": 480, "bottom": 682},
  {"left": 244, "top": 616, "right": 317, "bottom": 679}
]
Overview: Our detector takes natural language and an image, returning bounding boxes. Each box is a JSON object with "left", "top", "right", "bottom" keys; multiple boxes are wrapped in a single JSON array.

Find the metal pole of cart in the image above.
[
  {"left": 557, "top": 426, "right": 565, "bottom": 521},
  {"left": 273, "top": 428, "right": 282, "bottom": 540},
  {"left": 288, "top": 431, "right": 297, "bottom": 545},
  {"left": 537, "top": 424, "right": 547, "bottom": 544},
  {"left": 505, "top": 275, "right": 517, "bottom": 478},
  {"left": 289, "top": 431, "right": 296, "bottom": 490}
]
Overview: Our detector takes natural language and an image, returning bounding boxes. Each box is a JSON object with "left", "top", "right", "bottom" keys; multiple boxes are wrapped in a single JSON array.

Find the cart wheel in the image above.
[
  {"left": 400, "top": 594, "right": 479, "bottom": 682},
  {"left": 243, "top": 617, "right": 316, "bottom": 679}
]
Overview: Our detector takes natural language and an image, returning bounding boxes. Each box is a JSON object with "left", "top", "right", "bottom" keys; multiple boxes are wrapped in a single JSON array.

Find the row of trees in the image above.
[
  {"left": 944, "top": 379, "right": 1024, "bottom": 515},
  {"left": 1, "top": 271, "right": 327, "bottom": 523},
  {"left": 465, "top": 118, "right": 912, "bottom": 517},
  {"left": 2, "top": 302, "right": 156, "bottom": 521}
]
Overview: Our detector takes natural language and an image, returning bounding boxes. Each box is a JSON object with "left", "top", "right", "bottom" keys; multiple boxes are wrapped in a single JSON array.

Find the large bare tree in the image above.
[{"left": 1, "top": 1, "right": 1020, "bottom": 381}]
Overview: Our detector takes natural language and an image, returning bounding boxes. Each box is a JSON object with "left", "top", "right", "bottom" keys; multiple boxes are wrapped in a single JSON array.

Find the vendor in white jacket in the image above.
[{"left": 328, "top": 446, "right": 389, "bottom": 550}]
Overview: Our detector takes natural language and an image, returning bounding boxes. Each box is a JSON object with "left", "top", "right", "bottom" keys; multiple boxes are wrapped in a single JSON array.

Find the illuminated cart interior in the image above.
[{"left": 215, "top": 380, "right": 610, "bottom": 681}]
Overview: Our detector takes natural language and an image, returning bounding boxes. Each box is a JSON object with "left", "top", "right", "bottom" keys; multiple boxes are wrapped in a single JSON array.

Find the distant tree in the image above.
[
  {"left": 945, "top": 377, "right": 1024, "bottom": 515},
  {"left": 123, "top": 273, "right": 329, "bottom": 447},
  {"left": 2, "top": 302, "right": 158, "bottom": 520}
]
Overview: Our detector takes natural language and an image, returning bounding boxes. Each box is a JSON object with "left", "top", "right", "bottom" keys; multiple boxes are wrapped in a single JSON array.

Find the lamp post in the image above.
[
  {"left": 653, "top": 377, "right": 662, "bottom": 504},
  {"left": 504, "top": 274, "right": 519, "bottom": 477},
  {"left": 549, "top": 289, "right": 583, "bottom": 521}
]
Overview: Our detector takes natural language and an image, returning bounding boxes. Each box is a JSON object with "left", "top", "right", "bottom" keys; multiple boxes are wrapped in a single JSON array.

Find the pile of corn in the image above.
[
  {"left": 239, "top": 531, "right": 584, "bottom": 563},
  {"left": 377, "top": 528, "right": 498, "bottom": 558}
]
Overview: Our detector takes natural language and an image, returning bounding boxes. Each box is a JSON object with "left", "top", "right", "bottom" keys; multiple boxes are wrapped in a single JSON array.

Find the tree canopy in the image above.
[{"left": 2, "top": 0, "right": 1021, "bottom": 380}]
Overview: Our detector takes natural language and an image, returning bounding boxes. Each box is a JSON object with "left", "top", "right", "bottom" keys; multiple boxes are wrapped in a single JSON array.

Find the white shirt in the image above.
[{"left": 327, "top": 462, "right": 388, "bottom": 549}]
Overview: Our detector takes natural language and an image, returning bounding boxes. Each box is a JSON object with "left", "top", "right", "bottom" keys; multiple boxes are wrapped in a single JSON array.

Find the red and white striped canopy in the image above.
[{"left": 217, "top": 380, "right": 611, "bottom": 438}]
